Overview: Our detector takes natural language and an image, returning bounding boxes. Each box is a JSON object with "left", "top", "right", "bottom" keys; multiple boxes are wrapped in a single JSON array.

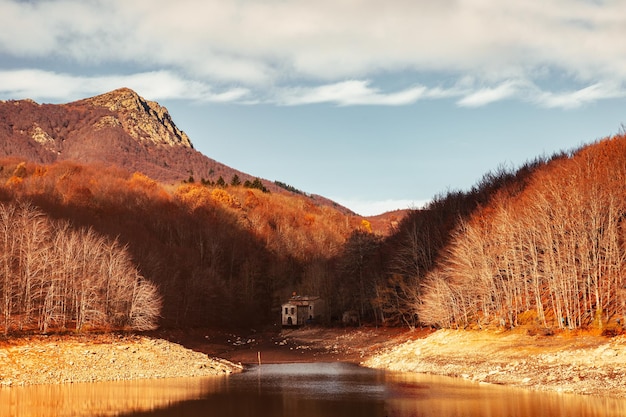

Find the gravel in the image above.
[
  {"left": 363, "top": 329, "right": 626, "bottom": 398},
  {"left": 0, "top": 334, "right": 242, "bottom": 386}
]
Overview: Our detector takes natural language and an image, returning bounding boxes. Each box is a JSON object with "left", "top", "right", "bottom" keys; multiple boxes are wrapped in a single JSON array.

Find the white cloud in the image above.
[
  {"left": 533, "top": 82, "right": 626, "bottom": 109},
  {"left": 276, "top": 80, "right": 428, "bottom": 106},
  {"left": 457, "top": 80, "right": 524, "bottom": 107},
  {"left": 1, "top": 68, "right": 622, "bottom": 111},
  {"left": 2, "top": 0, "right": 626, "bottom": 108},
  {"left": 333, "top": 197, "right": 428, "bottom": 217},
  {"left": 0, "top": 69, "right": 250, "bottom": 103},
  {"left": 2, "top": 0, "right": 626, "bottom": 84}
]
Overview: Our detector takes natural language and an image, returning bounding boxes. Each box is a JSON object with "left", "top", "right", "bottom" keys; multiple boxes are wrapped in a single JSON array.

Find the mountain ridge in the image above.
[
  {"left": 0, "top": 88, "right": 361, "bottom": 215},
  {"left": 76, "top": 87, "right": 194, "bottom": 149},
  {"left": 0, "top": 88, "right": 228, "bottom": 182}
]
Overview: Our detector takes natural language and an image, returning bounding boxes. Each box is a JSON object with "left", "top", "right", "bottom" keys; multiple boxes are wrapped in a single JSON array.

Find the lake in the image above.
[{"left": 2, "top": 362, "right": 626, "bottom": 416}]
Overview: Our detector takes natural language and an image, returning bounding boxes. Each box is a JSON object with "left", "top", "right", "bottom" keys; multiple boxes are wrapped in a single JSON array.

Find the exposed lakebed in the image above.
[{"left": 3, "top": 363, "right": 626, "bottom": 417}]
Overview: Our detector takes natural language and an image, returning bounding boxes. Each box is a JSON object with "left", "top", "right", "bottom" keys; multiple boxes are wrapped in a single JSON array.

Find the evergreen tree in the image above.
[{"left": 250, "top": 178, "right": 268, "bottom": 193}]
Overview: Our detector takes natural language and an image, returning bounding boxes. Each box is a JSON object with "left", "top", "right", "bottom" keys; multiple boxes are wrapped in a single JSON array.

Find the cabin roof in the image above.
[{"left": 282, "top": 295, "right": 320, "bottom": 307}]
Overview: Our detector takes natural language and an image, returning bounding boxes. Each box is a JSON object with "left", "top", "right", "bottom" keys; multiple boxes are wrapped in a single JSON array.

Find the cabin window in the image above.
[
  {"left": 291, "top": 307, "right": 295, "bottom": 314},
  {"left": 284, "top": 307, "right": 288, "bottom": 315}
]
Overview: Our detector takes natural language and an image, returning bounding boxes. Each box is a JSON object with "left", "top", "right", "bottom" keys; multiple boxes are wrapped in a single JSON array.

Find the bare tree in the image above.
[
  {"left": 419, "top": 137, "right": 626, "bottom": 332},
  {"left": 130, "top": 277, "right": 162, "bottom": 331},
  {"left": 0, "top": 201, "right": 163, "bottom": 334},
  {"left": 0, "top": 203, "right": 17, "bottom": 334}
]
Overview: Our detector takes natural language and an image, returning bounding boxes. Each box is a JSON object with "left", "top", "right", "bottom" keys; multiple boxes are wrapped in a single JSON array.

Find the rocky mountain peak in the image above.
[
  {"left": 0, "top": 88, "right": 272, "bottom": 191},
  {"left": 79, "top": 88, "right": 193, "bottom": 149}
]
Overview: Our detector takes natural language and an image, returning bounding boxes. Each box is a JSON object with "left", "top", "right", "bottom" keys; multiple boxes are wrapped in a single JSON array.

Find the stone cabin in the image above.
[{"left": 281, "top": 295, "right": 324, "bottom": 327}]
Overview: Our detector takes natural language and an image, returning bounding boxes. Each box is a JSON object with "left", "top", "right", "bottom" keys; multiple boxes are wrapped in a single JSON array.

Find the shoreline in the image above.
[
  {"left": 3, "top": 326, "right": 626, "bottom": 400},
  {"left": 362, "top": 328, "right": 626, "bottom": 398},
  {"left": 0, "top": 333, "right": 241, "bottom": 387},
  {"left": 186, "top": 326, "right": 626, "bottom": 399}
]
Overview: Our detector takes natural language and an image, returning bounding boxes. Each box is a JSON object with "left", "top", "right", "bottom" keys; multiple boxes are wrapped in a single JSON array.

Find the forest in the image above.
[
  {"left": 0, "top": 201, "right": 160, "bottom": 334},
  {"left": 1, "top": 133, "right": 626, "bottom": 335},
  {"left": 0, "top": 158, "right": 361, "bottom": 331},
  {"left": 417, "top": 137, "right": 626, "bottom": 333}
]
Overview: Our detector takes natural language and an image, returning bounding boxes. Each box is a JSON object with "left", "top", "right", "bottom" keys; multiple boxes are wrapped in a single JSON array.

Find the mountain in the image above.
[
  {"left": 0, "top": 88, "right": 303, "bottom": 196},
  {"left": 1, "top": 88, "right": 215, "bottom": 181},
  {"left": 0, "top": 88, "right": 414, "bottom": 331}
]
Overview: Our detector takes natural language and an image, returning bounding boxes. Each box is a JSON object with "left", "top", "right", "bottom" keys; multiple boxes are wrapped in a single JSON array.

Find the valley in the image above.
[
  {"left": 3, "top": 325, "right": 626, "bottom": 399},
  {"left": 1, "top": 88, "right": 626, "bottom": 402}
]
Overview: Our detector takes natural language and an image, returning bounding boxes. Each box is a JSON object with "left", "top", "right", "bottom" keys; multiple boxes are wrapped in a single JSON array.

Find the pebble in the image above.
[
  {"left": 363, "top": 330, "right": 626, "bottom": 398},
  {"left": 0, "top": 335, "right": 242, "bottom": 386}
]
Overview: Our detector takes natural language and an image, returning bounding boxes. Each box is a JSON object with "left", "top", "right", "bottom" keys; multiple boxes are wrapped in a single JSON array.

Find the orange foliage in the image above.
[
  {"left": 0, "top": 156, "right": 416, "bottom": 328},
  {"left": 12, "top": 162, "right": 27, "bottom": 178},
  {"left": 5, "top": 175, "right": 23, "bottom": 188},
  {"left": 211, "top": 188, "right": 239, "bottom": 208},
  {"left": 244, "top": 190, "right": 260, "bottom": 208},
  {"left": 33, "top": 166, "right": 47, "bottom": 177},
  {"left": 419, "top": 135, "right": 626, "bottom": 331},
  {"left": 0, "top": 158, "right": 371, "bottom": 328},
  {"left": 174, "top": 183, "right": 214, "bottom": 211},
  {"left": 129, "top": 172, "right": 158, "bottom": 191}
]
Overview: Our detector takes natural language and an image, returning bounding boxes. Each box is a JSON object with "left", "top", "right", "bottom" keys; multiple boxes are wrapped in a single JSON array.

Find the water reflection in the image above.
[
  {"left": 0, "top": 377, "right": 225, "bottom": 417},
  {"left": 385, "top": 372, "right": 626, "bottom": 417},
  {"left": 2, "top": 363, "right": 626, "bottom": 417},
  {"left": 159, "top": 363, "right": 387, "bottom": 417}
]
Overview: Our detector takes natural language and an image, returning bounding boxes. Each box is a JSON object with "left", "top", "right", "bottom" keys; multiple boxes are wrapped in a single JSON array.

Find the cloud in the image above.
[
  {"left": 457, "top": 80, "right": 525, "bottom": 107},
  {"left": 1, "top": 68, "right": 622, "bottom": 111},
  {"left": 2, "top": 0, "right": 626, "bottom": 109},
  {"left": 332, "top": 197, "right": 428, "bottom": 217},
  {"left": 2, "top": 0, "right": 626, "bottom": 87},
  {"left": 276, "top": 80, "right": 428, "bottom": 106},
  {"left": 0, "top": 69, "right": 250, "bottom": 103},
  {"left": 533, "top": 82, "right": 626, "bottom": 109}
]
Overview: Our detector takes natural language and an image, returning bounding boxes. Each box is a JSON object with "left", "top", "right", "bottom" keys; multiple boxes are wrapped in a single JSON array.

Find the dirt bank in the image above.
[
  {"left": 176, "top": 325, "right": 626, "bottom": 398},
  {"left": 0, "top": 333, "right": 241, "bottom": 386},
  {"left": 161, "top": 326, "right": 416, "bottom": 364},
  {"left": 363, "top": 329, "right": 626, "bottom": 398},
  {"left": 0, "top": 326, "right": 397, "bottom": 387},
  {"left": 5, "top": 326, "right": 626, "bottom": 399}
]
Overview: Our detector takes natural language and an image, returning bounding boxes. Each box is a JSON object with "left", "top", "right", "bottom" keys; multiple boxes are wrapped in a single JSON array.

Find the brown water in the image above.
[{"left": 2, "top": 362, "right": 625, "bottom": 417}]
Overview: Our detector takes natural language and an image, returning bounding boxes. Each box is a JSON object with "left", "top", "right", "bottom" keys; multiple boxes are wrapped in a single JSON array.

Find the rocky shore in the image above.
[
  {"left": 164, "top": 326, "right": 626, "bottom": 398},
  {"left": 363, "top": 329, "right": 626, "bottom": 398},
  {"left": 3, "top": 326, "right": 626, "bottom": 400},
  {"left": 0, "top": 333, "right": 241, "bottom": 386},
  {"left": 199, "top": 325, "right": 626, "bottom": 399}
]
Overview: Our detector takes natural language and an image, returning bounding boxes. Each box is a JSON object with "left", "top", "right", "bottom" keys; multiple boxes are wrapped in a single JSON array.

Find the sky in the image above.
[{"left": 1, "top": 1, "right": 626, "bottom": 215}]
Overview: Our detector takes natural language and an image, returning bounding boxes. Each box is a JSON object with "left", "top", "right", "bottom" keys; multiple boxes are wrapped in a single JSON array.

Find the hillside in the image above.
[
  {"left": 0, "top": 87, "right": 413, "bottom": 334},
  {"left": 415, "top": 137, "right": 626, "bottom": 332},
  {"left": 0, "top": 88, "right": 212, "bottom": 182},
  {"left": 3, "top": 88, "right": 626, "bottom": 400},
  {"left": 9, "top": 87, "right": 626, "bottom": 337},
  {"left": 372, "top": 135, "right": 626, "bottom": 335},
  {"left": 0, "top": 88, "right": 358, "bottom": 215},
  {"left": 0, "top": 158, "right": 372, "bottom": 330}
]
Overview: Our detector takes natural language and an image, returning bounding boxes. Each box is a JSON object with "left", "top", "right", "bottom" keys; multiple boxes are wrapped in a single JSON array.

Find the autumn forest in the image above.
[{"left": 1, "top": 90, "right": 626, "bottom": 336}]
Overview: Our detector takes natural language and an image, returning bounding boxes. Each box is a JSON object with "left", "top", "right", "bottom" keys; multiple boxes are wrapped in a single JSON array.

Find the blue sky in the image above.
[{"left": 1, "top": 1, "right": 626, "bottom": 215}]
